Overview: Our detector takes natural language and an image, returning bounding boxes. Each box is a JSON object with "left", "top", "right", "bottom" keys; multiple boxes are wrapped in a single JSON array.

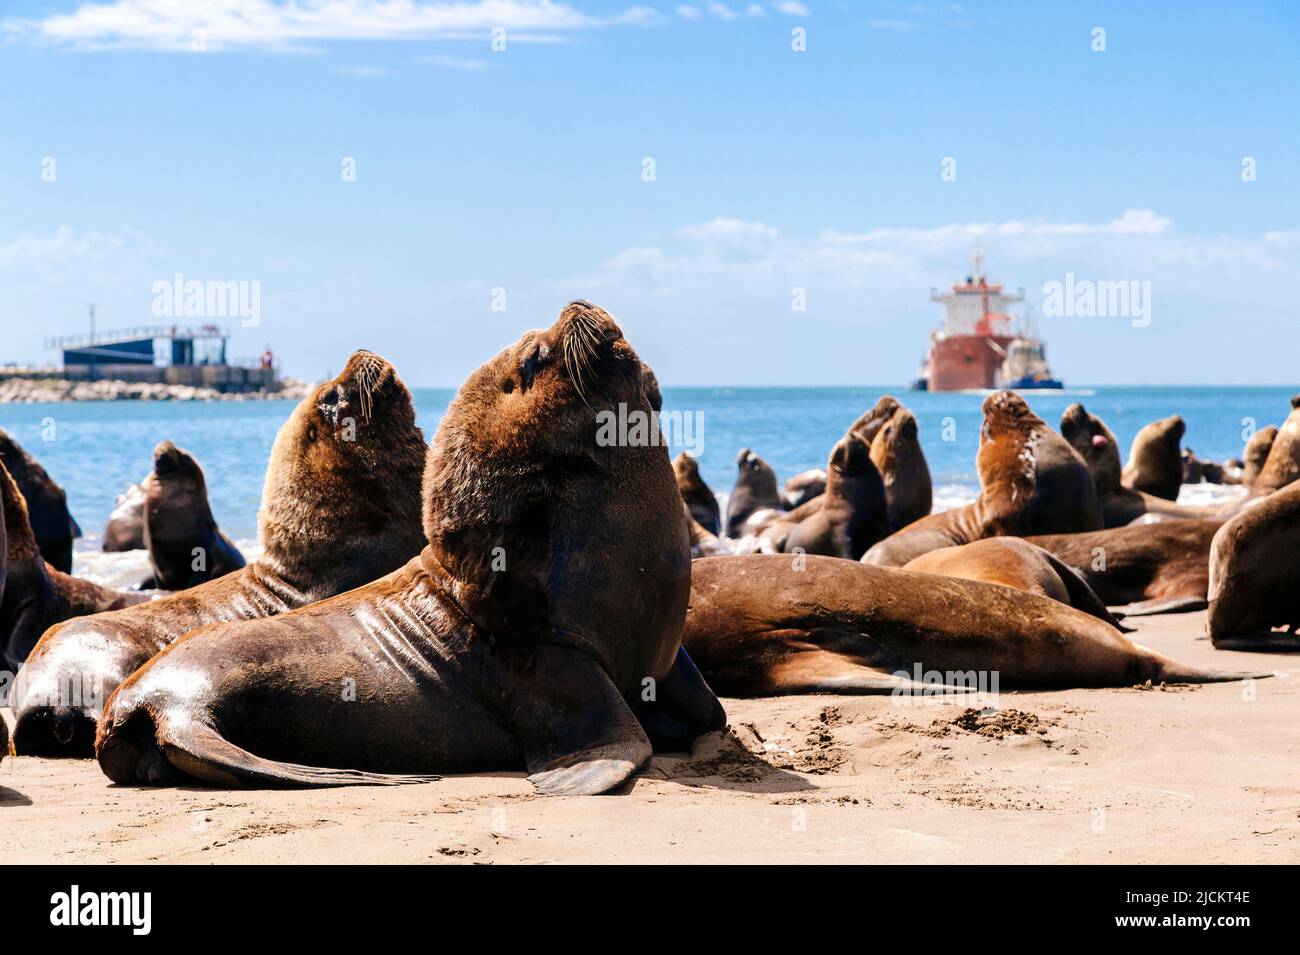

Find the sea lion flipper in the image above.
[
  {"left": 101, "top": 714, "right": 440, "bottom": 788},
  {"left": 508, "top": 645, "right": 652, "bottom": 796},
  {"left": 633, "top": 647, "right": 728, "bottom": 753},
  {"left": 1042, "top": 552, "right": 1131, "bottom": 630},
  {"left": 1111, "top": 596, "right": 1208, "bottom": 617}
]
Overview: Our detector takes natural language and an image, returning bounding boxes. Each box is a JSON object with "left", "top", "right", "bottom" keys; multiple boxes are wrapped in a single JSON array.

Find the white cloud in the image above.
[
  {"left": 676, "top": 5, "right": 701, "bottom": 20},
  {"left": 772, "top": 1, "right": 808, "bottom": 15},
  {"left": 548, "top": 210, "right": 1299, "bottom": 384},
  {"left": 0, "top": 226, "right": 128, "bottom": 268},
  {"left": 3, "top": 0, "right": 652, "bottom": 53}
]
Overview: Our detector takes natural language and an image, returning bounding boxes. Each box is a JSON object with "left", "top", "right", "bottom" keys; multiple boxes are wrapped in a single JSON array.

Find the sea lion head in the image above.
[
  {"left": 146, "top": 441, "right": 207, "bottom": 498},
  {"left": 141, "top": 440, "right": 217, "bottom": 558},
  {"left": 673, "top": 452, "right": 701, "bottom": 484},
  {"left": 424, "top": 301, "right": 688, "bottom": 685},
  {"left": 258, "top": 350, "right": 426, "bottom": 591},
  {"left": 978, "top": 391, "right": 1049, "bottom": 498},
  {"left": 1241, "top": 425, "right": 1278, "bottom": 484},
  {"left": 1060, "top": 403, "right": 1122, "bottom": 490},
  {"left": 734, "top": 449, "right": 777, "bottom": 490},
  {"left": 871, "top": 407, "right": 920, "bottom": 463},
  {"left": 829, "top": 428, "right": 873, "bottom": 474},
  {"left": 852, "top": 395, "right": 901, "bottom": 444}
]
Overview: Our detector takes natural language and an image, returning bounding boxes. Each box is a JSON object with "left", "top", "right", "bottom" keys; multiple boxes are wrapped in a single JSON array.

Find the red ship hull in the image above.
[{"left": 927, "top": 334, "right": 1014, "bottom": 391}]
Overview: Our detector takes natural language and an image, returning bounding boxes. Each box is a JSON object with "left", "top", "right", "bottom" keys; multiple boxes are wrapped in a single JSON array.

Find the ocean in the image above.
[{"left": 3, "top": 385, "right": 1287, "bottom": 588}]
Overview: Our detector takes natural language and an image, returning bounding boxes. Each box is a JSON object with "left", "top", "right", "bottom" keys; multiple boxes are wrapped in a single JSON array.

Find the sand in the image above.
[{"left": 3, "top": 610, "right": 1297, "bottom": 864}]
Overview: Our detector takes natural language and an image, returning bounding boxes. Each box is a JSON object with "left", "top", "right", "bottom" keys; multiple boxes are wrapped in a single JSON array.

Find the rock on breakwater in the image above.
[{"left": 0, "top": 377, "right": 317, "bottom": 403}]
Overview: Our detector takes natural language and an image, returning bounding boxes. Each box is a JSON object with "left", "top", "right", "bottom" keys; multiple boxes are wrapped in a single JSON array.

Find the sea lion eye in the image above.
[
  {"left": 307, "top": 424, "right": 318, "bottom": 443},
  {"left": 501, "top": 378, "right": 515, "bottom": 394},
  {"left": 518, "top": 343, "right": 549, "bottom": 391}
]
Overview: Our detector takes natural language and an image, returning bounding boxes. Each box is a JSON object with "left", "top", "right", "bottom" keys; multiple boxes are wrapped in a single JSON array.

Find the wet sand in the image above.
[{"left": 3, "top": 610, "right": 1297, "bottom": 864}]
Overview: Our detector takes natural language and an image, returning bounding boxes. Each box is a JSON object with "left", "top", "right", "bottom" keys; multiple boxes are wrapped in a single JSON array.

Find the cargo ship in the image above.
[{"left": 911, "top": 241, "right": 1062, "bottom": 392}]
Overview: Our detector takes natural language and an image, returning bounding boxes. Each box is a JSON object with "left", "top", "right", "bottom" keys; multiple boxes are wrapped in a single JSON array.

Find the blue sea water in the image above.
[{"left": 0, "top": 385, "right": 1291, "bottom": 583}]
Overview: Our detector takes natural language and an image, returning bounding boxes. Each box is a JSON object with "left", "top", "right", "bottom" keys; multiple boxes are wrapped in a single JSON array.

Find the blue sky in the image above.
[{"left": 1, "top": 0, "right": 1297, "bottom": 386}]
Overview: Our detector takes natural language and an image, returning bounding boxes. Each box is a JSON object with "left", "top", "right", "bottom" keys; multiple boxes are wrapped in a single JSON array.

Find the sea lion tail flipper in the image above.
[
  {"left": 1136, "top": 644, "right": 1274, "bottom": 683},
  {"left": 1043, "top": 553, "right": 1132, "bottom": 631},
  {"left": 99, "top": 711, "right": 440, "bottom": 788},
  {"left": 1207, "top": 630, "right": 1300, "bottom": 653},
  {"left": 507, "top": 644, "right": 652, "bottom": 796},
  {"left": 633, "top": 646, "right": 728, "bottom": 753},
  {"left": 1110, "top": 596, "right": 1208, "bottom": 617},
  {"left": 762, "top": 637, "right": 982, "bottom": 696}
]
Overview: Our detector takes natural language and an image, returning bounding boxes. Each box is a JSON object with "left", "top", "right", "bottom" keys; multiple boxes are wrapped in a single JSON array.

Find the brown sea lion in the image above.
[
  {"left": 1182, "top": 448, "right": 1240, "bottom": 486},
  {"left": 725, "top": 449, "right": 780, "bottom": 537},
  {"left": 1252, "top": 397, "right": 1300, "bottom": 494},
  {"left": 681, "top": 555, "right": 1261, "bottom": 696},
  {"left": 1060, "top": 403, "right": 1218, "bottom": 526},
  {"left": 95, "top": 302, "right": 725, "bottom": 794},
  {"left": 862, "top": 391, "right": 1101, "bottom": 567},
  {"left": 1240, "top": 425, "right": 1278, "bottom": 488},
  {"left": 782, "top": 469, "right": 826, "bottom": 509},
  {"left": 870, "top": 405, "right": 931, "bottom": 530},
  {"left": 1206, "top": 480, "right": 1300, "bottom": 650},
  {"left": 673, "top": 453, "right": 720, "bottom": 535},
  {"left": 850, "top": 395, "right": 901, "bottom": 444},
  {"left": 0, "top": 428, "right": 81, "bottom": 574},
  {"left": 757, "top": 397, "right": 928, "bottom": 543},
  {"left": 0, "top": 459, "right": 147, "bottom": 671},
  {"left": 1027, "top": 519, "right": 1221, "bottom": 615},
  {"left": 686, "top": 503, "right": 732, "bottom": 558},
  {"left": 903, "top": 537, "right": 1125, "bottom": 629},
  {"left": 11, "top": 351, "right": 427, "bottom": 757},
  {"left": 782, "top": 429, "right": 888, "bottom": 559},
  {"left": 102, "top": 482, "right": 146, "bottom": 552},
  {"left": 138, "top": 442, "right": 245, "bottom": 590},
  {"left": 1121, "top": 415, "right": 1185, "bottom": 501}
]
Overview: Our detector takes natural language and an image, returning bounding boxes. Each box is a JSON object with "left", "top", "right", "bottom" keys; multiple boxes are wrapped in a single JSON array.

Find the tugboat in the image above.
[{"left": 911, "top": 241, "right": 1062, "bottom": 392}]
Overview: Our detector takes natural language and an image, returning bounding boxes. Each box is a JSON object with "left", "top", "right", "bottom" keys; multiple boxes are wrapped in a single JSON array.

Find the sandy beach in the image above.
[{"left": 4, "top": 609, "right": 1296, "bottom": 865}]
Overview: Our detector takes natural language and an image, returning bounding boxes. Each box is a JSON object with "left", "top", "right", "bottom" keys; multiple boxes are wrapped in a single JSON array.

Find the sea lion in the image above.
[
  {"left": 94, "top": 302, "right": 725, "bottom": 795},
  {"left": 1121, "top": 415, "right": 1185, "bottom": 501},
  {"left": 1027, "top": 519, "right": 1221, "bottom": 615},
  {"left": 138, "top": 442, "right": 245, "bottom": 590},
  {"left": 862, "top": 391, "right": 1101, "bottom": 567},
  {"left": 686, "top": 503, "right": 733, "bottom": 558},
  {"left": 757, "top": 397, "right": 928, "bottom": 544},
  {"left": 1252, "top": 397, "right": 1300, "bottom": 494},
  {"left": 681, "top": 555, "right": 1261, "bottom": 696},
  {"left": 1240, "top": 425, "right": 1278, "bottom": 488},
  {"left": 1060, "top": 403, "right": 1218, "bottom": 526},
  {"left": 102, "top": 482, "right": 146, "bottom": 552},
  {"left": 11, "top": 350, "right": 427, "bottom": 757},
  {"left": 850, "top": 395, "right": 901, "bottom": 445},
  {"left": 673, "top": 453, "right": 720, "bottom": 535},
  {"left": 725, "top": 449, "right": 780, "bottom": 537},
  {"left": 1206, "top": 479, "right": 1300, "bottom": 650},
  {"left": 869, "top": 405, "right": 932, "bottom": 530},
  {"left": 782, "top": 429, "right": 888, "bottom": 559},
  {"left": 0, "top": 459, "right": 147, "bottom": 671},
  {"left": 1182, "top": 448, "right": 1240, "bottom": 486},
  {"left": 0, "top": 428, "right": 81, "bottom": 574},
  {"left": 903, "top": 537, "right": 1125, "bottom": 629},
  {"left": 782, "top": 469, "right": 826, "bottom": 509}
]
